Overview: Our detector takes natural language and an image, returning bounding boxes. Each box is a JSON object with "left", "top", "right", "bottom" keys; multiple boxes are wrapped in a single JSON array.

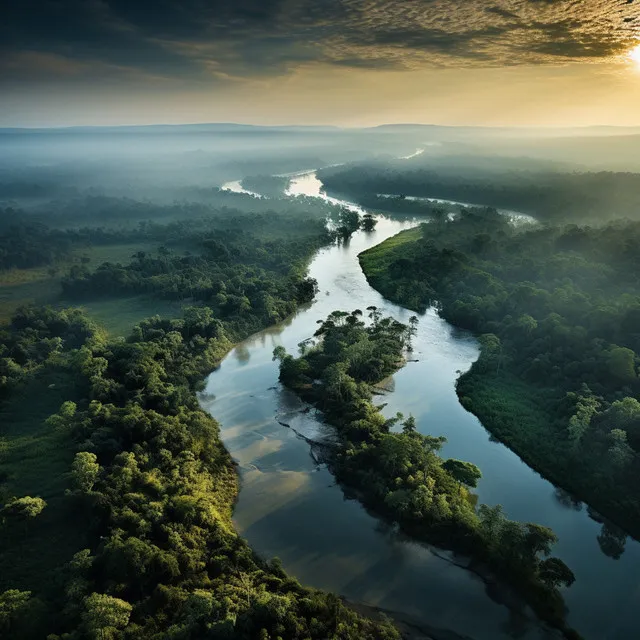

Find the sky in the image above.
[{"left": 1, "top": 0, "right": 640, "bottom": 127}]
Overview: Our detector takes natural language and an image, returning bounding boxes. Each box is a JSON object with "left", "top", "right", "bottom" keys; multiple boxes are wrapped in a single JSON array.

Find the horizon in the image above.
[
  {"left": 4, "top": 120, "right": 640, "bottom": 132},
  {"left": 2, "top": 1, "right": 640, "bottom": 128}
]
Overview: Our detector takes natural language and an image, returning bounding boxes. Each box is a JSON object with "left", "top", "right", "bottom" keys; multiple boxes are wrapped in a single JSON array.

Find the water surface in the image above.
[{"left": 201, "top": 169, "right": 640, "bottom": 640}]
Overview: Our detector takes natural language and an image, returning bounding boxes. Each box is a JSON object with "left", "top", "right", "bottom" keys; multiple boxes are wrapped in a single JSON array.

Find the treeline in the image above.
[
  {"left": 274, "top": 308, "right": 577, "bottom": 638},
  {"left": 318, "top": 162, "right": 640, "bottom": 223},
  {"left": 61, "top": 229, "right": 325, "bottom": 326},
  {"left": 0, "top": 303, "right": 401, "bottom": 639},
  {"left": 52, "top": 204, "right": 369, "bottom": 322},
  {"left": 0, "top": 188, "right": 408, "bottom": 638},
  {"left": 359, "top": 209, "right": 640, "bottom": 541},
  {"left": 240, "top": 175, "right": 291, "bottom": 198},
  {"left": 352, "top": 194, "right": 456, "bottom": 218},
  {"left": 23, "top": 191, "right": 343, "bottom": 227},
  {"left": 0, "top": 306, "right": 99, "bottom": 398}
]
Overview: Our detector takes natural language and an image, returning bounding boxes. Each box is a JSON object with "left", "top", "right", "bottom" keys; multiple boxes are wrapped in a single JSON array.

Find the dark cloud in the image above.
[{"left": 1, "top": 0, "right": 639, "bottom": 88}]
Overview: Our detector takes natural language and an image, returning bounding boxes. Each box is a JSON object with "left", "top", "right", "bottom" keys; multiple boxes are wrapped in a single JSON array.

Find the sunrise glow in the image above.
[{"left": 630, "top": 43, "right": 640, "bottom": 69}]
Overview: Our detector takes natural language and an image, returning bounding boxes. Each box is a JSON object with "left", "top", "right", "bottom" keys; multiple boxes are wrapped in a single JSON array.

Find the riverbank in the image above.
[
  {"left": 198, "top": 168, "right": 640, "bottom": 640},
  {"left": 275, "top": 308, "right": 578, "bottom": 639},
  {"left": 358, "top": 217, "right": 640, "bottom": 543}
]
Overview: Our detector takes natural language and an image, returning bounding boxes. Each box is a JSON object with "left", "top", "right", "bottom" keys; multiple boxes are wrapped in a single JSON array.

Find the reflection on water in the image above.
[
  {"left": 201, "top": 170, "right": 640, "bottom": 640},
  {"left": 220, "top": 179, "right": 263, "bottom": 198}
]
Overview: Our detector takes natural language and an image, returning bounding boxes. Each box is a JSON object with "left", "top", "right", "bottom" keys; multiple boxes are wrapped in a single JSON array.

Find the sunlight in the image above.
[{"left": 629, "top": 43, "right": 640, "bottom": 69}]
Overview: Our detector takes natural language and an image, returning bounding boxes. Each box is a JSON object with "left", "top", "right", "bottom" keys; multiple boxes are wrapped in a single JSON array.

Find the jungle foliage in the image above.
[
  {"left": 359, "top": 208, "right": 640, "bottom": 542},
  {"left": 275, "top": 308, "right": 577, "bottom": 637}
]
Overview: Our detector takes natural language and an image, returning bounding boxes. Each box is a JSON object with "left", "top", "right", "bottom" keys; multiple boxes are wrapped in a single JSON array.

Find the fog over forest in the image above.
[{"left": 3, "top": 121, "right": 640, "bottom": 640}]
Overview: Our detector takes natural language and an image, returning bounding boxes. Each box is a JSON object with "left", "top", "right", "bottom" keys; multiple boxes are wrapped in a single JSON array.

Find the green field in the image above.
[
  {"left": 0, "top": 241, "right": 169, "bottom": 333},
  {"left": 358, "top": 226, "right": 422, "bottom": 280},
  {"left": 75, "top": 296, "right": 184, "bottom": 337}
]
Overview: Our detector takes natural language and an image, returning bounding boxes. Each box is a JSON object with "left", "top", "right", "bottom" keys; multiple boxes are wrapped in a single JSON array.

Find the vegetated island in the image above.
[
  {"left": 0, "top": 204, "right": 402, "bottom": 638},
  {"left": 358, "top": 206, "right": 640, "bottom": 550},
  {"left": 274, "top": 307, "right": 578, "bottom": 639}
]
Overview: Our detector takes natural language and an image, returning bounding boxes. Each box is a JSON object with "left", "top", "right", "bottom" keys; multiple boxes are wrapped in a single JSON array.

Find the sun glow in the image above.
[{"left": 629, "top": 43, "right": 640, "bottom": 69}]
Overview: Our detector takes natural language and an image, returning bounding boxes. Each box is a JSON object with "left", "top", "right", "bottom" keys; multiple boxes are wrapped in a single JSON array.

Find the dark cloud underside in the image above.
[{"left": 1, "top": 0, "right": 639, "bottom": 87}]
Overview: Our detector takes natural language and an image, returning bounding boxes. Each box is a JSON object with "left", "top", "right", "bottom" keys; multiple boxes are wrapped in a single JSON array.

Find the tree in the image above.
[
  {"left": 538, "top": 557, "right": 575, "bottom": 589},
  {"left": 607, "top": 429, "right": 634, "bottom": 470},
  {"left": 442, "top": 459, "right": 482, "bottom": 489},
  {"left": 607, "top": 346, "right": 637, "bottom": 384},
  {"left": 2, "top": 496, "right": 46, "bottom": 522},
  {"left": 45, "top": 400, "right": 78, "bottom": 432},
  {"left": 70, "top": 452, "right": 101, "bottom": 493},
  {"left": 82, "top": 593, "right": 132, "bottom": 640},
  {"left": 336, "top": 207, "right": 361, "bottom": 239},
  {"left": 600, "top": 397, "right": 640, "bottom": 449},
  {"left": 523, "top": 523, "right": 557, "bottom": 559},
  {"left": 0, "top": 590, "right": 31, "bottom": 635},
  {"left": 479, "top": 503, "right": 505, "bottom": 541},
  {"left": 567, "top": 389, "right": 600, "bottom": 449},
  {"left": 361, "top": 213, "right": 377, "bottom": 232},
  {"left": 401, "top": 415, "right": 417, "bottom": 435}
]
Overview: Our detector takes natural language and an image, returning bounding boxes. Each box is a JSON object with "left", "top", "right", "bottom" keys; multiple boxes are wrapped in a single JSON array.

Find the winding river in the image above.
[{"left": 203, "top": 170, "right": 640, "bottom": 640}]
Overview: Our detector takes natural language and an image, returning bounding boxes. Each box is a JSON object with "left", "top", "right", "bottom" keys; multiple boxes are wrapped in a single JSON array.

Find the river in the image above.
[{"left": 202, "top": 170, "right": 640, "bottom": 640}]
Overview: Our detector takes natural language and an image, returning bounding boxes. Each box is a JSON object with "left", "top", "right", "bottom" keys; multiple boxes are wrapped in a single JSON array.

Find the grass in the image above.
[
  {"left": 75, "top": 296, "right": 184, "bottom": 338},
  {"left": 0, "top": 278, "right": 61, "bottom": 326},
  {"left": 358, "top": 226, "right": 422, "bottom": 280},
  {"left": 0, "top": 241, "right": 176, "bottom": 333},
  {"left": 0, "top": 368, "right": 89, "bottom": 595},
  {"left": 72, "top": 241, "right": 156, "bottom": 266}
]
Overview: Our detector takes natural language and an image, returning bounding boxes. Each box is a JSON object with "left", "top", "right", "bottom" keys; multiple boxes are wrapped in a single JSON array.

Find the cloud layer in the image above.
[{"left": 2, "top": 0, "right": 639, "bottom": 88}]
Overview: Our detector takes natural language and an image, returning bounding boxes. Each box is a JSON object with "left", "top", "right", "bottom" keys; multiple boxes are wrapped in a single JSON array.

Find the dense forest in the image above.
[
  {"left": 359, "top": 208, "right": 640, "bottom": 542},
  {"left": 318, "top": 160, "right": 640, "bottom": 223},
  {"left": 0, "top": 305, "right": 400, "bottom": 639},
  {"left": 274, "top": 308, "right": 577, "bottom": 637},
  {"left": 5, "top": 126, "right": 640, "bottom": 639},
  {"left": 0, "top": 192, "right": 408, "bottom": 638}
]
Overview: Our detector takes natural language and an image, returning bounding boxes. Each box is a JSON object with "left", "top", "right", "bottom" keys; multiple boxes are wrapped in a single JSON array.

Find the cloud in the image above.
[{"left": 1, "top": 0, "right": 639, "bottom": 89}]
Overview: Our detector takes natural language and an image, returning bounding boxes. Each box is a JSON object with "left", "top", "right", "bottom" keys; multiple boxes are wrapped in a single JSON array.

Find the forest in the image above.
[
  {"left": 0, "top": 188, "right": 407, "bottom": 638},
  {"left": 0, "top": 304, "right": 400, "bottom": 639},
  {"left": 318, "top": 160, "right": 640, "bottom": 223},
  {"left": 359, "top": 207, "right": 640, "bottom": 543},
  {"left": 3, "top": 125, "right": 640, "bottom": 639},
  {"left": 274, "top": 308, "right": 577, "bottom": 637}
]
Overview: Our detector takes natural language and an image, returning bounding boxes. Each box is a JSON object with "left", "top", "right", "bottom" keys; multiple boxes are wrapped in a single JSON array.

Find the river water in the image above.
[{"left": 202, "top": 171, "right": 640, "bottom": 640}]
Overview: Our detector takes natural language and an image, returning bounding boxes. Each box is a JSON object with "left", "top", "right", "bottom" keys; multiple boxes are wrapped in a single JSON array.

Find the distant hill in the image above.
[{"left": 0, "top": 123, "right": 342, "bottom": 135}]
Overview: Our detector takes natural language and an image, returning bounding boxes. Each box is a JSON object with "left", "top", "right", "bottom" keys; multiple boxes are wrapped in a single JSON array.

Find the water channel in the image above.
[{"left": 202, "top": 169, "right": 640, "bottom": 640}]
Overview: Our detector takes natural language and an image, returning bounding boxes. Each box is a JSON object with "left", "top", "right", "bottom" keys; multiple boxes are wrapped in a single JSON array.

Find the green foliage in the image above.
[
  {"left": 360, "top": 210, "right": 640, "bottom": 540},
  {"left": 442, "top": 459, "right": 482, "bottom": 488},
  {"left": 82, "top": 593, "right": 132, "bottom": 640},
  {"left": 0, "top": 589, "right": 32, "bottom": 635},
  {"left": 276, "top": 309, "right": 575, "bottom": 634},
  {"left": 70, "top": 452, "right": 100, "bottom": 493},
  {"left": 336, "top": 208, "right": 362, "bottom": 239},
  {"left": 319, "top": 160, "right": 640, "bottom": 223},
  {"left": 0, "top": 236, "right": 400, "bottom": 639},
  {"left": 2, "top": 496, "right": 47, "bottom": 520},
  {"left": 361, "top": 213, "right": 377, "bottom": 232}
]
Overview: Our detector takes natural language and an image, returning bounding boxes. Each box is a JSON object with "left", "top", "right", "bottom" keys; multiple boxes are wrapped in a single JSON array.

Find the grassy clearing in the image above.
[
  {"left": 0, "top": 368, "right": 89, "bottom": 595},
  {"left": 74, "top": 296, "right": 184, "bottom": 338},
  {"left": 358, "top": 226, "right": 422, "bottom": 280},
  {"left": 0, "top": 241, "right": 171, "bottom": 330},
  {"left": 71, "top": 241, "right": 156, "bottom": 266},
  {"left": 0, "top": 278, "right": 61, "bottom": 326}
]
